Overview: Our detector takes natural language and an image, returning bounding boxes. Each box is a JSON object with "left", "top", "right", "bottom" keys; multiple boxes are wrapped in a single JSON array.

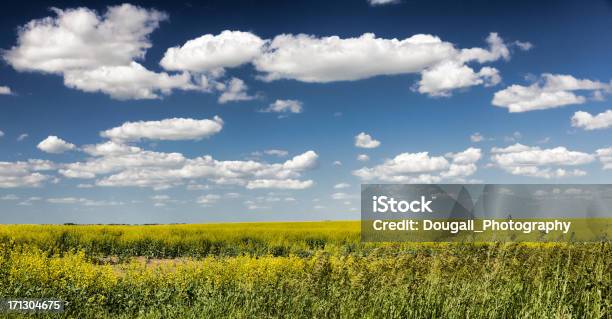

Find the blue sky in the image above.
[{"left": 1, "top": 0, "right": 612, "bottom": 223}]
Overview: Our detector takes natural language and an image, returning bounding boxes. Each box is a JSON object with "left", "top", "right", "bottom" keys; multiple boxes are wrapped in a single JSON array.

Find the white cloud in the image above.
[
  {"left": 333, "top": 161, "right": 343, "bottom": 166},
  {"left": 2, "top": 4, "right": 209, "bottom": 100},
  {"left": 0, "top": 160, "right": 54, "bottom": 188},
  {"left": 6, "top": 9, "right": 525, "bottom": 100},
  {"left": 470, "top": 132, "right": 485, "bottom": 142},
  {"left": 82, "top": 141, "right": 141, "bottom": 156},
  {"left": 331, "top": 192, "right": 354, "bottom": 200},
  {"left": 101, "top": 116, "right": 223, "bottom": 142},
  {"left": 1, "top": 194, "right": 19, "bottom": 200},
  {"left": 418, "top": 33, "right": 510, "bottom": 96},
  {"left": 513, "top": 41, "right": 533, "bottom": 51},
  {"left": 225, "top": 192, "right": 241, "bottom": 199},
  {"left": 264, "top": 149, "right": 289, "bottom": 157},
  {"left": 334, "top": 182, "right": 350, "bottom": 189},
  {"left": 282, "top": 150, "right": 318, "bottom": 170},
  {"left": 490, "top": 143, "right": 594, "bottom": 178},
  {"left": 448, "top": 147, "right": 482, "bottom": 165},
  {"left": 47, "top": 197, "right": 123, "bottom": 206},
  {"left": 60, "top": 148, "right": 186, "bottom": 179},
  {"left": 353, "top": 147, "right": 481, "bottom": 183},
  {"left": 355, "top": 132, "right": 381, "bottom": 148},
  {"left": 61, "top": 146, "right": 318, "bottom": 190},
  {"left": 196, "top": 194, "right": 221, "bottom": 205},
  {"left": 160, "top": 30, "right": 266, "bottom": 73},
  {"left": 0, "top": 169, "right": 49, "bottom": 188},
  {"left": 0, "top": 131, "right": 4, "bottom": 138},
  {"left": 417, "top": 61, "right": 500, "bottom": 97},
  {"left": 571, "top": 110, "right": 612, "bottom": 130},
  {"left": 260, "top": 99, "right": 303, "bottom": 114},
  {"left": 47, "top": 197, "right": 82, "bottom": 204},
  {"left": 0, "top": 86, "right": 13, "bottom": 95},
  {"left": 186, "top": 183, "right": 210, "bottom": 191},
  {"left": 17, "top": 197, "right": 42, "bottom": 206},
  {"left": 492, "top": 74, "right": 612, "bottom": 112},
  {"left": 37, "top": 136, "right": 76, "bottom": 154},
  {"left": 596, "top": 147, "right": 612, "bottom": 170},
  {"left": 63, "top": 62, "right": 197, "bottom": 100},
  {"left": 368, "top": 0, "right": 400, "bottom": 6},
  {"left": 217, "top": 78, "right": 256, "bottom": 103},
  {"left": 357, "top": 154, "right": 370, "bottom": 162},
  {"left": 4, "top": 4, "right": 167, "bottom": 73},
  {"left": 151, "top": 195, "right": 170, "bottom": 201},
  {"left": 17, "top": 134, "right": 28, "bottom": 141},
  {"left": 246, "top": 179, "right": 313, "bottom": 189},
  {"left": 254, "top": 32, "right": 512, "bottom": 97}
]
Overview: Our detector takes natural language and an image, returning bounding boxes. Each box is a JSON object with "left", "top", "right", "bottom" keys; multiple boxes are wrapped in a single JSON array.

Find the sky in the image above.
[{"left": 1, "top": 0, "right": 612, "bottom": 224}]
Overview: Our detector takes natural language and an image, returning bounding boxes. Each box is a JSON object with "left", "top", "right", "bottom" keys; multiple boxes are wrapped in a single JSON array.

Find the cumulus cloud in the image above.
[
  {"left": 357, "top": 154, "right": 370, "bottom": 162},
  {"left": 490, "top": 143, "right": 594, "bottom": 178},
  {"left": 282, "top": 150, "right": 318, "bottom": 170},
  {"left": 0, "top": 160, "right": 55, "bottom": 188},
  {"left": 63, "top": 62, "right": 197, "bottom": 100},
  {"left": 0, "top": 86, "right": 13, "bottom": 95},
  {"left": 4, "top": 4, "right": 166, "bottom": 73},
  {"left": 216, "top": 78, "right": 256, "bottom": 103},
  {"left": 82, "top": 141, "right": 141, "bottom": 156},
  {"left": 101, "top": 116, "right": 223, "bottom": 142},
  {"left": 596, "top": 147, "right": 612, "bottom": 170},
  {"left": 160, "top": 30, "right": 266, "bottom": 73},
  {"left": 60, "top": 143, "right": 318, "bottom": 190},
  {"left": 2, "top": 4, "right": 207, "bottom": 100},
  {"left": 571, "top": 110, "right": 612, "bottom": 130},
  {"left": 37, "top": 136, "right": 76, "bottom": 154},
  {"left": 17, "top": 134, "right": 28, "bottom": 141},
  {"left": 6, "top": 7, "right": 525, "bottom": 100},
  {"left": 260, "top": 99, "right": 303, "bottom": 114},
  {"left": 0, "top": 130, "right": 4, "bottom": 138},
  {"left": 254, "top": 32, "right": 512, "bottom": 97},
  {"left": 255, "top": 33, "right": 447, "bottom": 82},
  {"left": 417, "top": 62, "right": 500, "bottom": 97},
  {"left": 353, "top": 147, "right": 481, "bottom": 183},
  {"left": 355, "top": 132, "right": 381, "bottom": 149},
  {"left": 492, "top": 74, "right": 612, "bottom": 112},
  {"left": 334, "top": 182, "right": 350, "bottom": 189},
  {"left": 59, "top": 148, "right": 186, "bottom": 180}
]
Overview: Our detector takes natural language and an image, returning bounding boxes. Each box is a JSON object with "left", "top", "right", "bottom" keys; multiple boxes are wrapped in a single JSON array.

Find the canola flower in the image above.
[{"left": 0, "top": 222, "right": 609, "bottom": 318}]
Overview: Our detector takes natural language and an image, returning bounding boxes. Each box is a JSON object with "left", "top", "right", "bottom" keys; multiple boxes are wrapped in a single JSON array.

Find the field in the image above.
[{"left": 0, "top": 222, "right": 610, "bottom": 318}]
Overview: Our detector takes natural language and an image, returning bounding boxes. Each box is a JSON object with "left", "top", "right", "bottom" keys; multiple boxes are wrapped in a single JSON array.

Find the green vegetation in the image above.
[{"left": 0, "top": 222, "right": 610, "bottom": 318}]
